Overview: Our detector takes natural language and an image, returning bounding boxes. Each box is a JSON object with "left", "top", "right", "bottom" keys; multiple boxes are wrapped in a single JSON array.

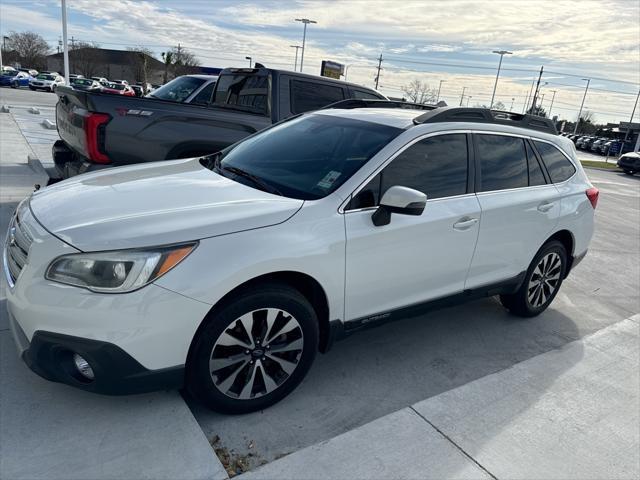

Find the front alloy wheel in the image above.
[
  {"left": 187, "top": 284, "right": 318, "bottom": 413},
  {"left": 210, "top": 308, "right": 304, "bottom": 400}
]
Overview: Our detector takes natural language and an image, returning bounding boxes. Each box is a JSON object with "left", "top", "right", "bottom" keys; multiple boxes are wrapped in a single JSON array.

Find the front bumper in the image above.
[
  {"left": 617, "top": 157, "right": 640, "bottom": 171},
  {"left": 9, "top": 311, "right": 184, "bottom": 395},
  {"left": 4, "top": 201, "right": 212, "bottom": 394}
]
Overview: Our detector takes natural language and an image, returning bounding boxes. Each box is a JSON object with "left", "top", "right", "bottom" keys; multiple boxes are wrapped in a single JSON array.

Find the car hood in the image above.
[{"left": 30, "top": 158, "right": 304, "bottom": 251}]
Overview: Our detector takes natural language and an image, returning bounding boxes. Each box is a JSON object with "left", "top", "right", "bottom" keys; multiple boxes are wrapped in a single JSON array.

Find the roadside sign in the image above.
[
  {"left": 320, "top": 61, "right": 344, "bottom": 80},
  {"left": 608, "top": 142, "right": 621, "bottom": 155}
]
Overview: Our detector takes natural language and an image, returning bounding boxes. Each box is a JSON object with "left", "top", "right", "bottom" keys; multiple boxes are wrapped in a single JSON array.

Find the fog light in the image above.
[{"left": 73, "top": 353, "right": 95, "bottom": 380}]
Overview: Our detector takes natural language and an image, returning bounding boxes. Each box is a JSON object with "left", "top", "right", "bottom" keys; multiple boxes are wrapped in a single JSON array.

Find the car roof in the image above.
[
  {"left": 184, "top": 74, "right": 219, "bottom": 80},
  {"left": 313, "top": 108, "right": 420, "bottom": 128}
]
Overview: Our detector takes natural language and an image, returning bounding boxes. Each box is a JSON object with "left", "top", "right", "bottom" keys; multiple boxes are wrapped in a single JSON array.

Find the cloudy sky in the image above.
[{"left": 1, "top": 0, "right": 638, "bottom": 124}]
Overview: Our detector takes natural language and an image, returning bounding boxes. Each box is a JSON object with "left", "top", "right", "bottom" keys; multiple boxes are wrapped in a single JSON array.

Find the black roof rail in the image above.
[
  {"left": 413, "top": 107, "right": 557, "bottom": 135},
  {"left": 322, "top": 99, "right": 438, "bottom": 111}
]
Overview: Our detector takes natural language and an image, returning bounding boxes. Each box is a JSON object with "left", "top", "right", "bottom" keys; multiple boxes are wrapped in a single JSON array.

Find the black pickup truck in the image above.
[{"left": 52, "top": 66, "right": 386, "bottom": 179}]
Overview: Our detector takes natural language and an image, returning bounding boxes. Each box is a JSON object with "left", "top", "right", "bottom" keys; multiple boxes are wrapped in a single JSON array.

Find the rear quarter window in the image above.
[{"left": 533, "top": 141, "right": 576, "bottom": 183}]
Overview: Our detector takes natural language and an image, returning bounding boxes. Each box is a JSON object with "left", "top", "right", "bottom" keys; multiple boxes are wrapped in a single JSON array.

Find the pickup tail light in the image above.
[
  {"left": 586, "top": 187, "right": 599, "bottom": 209},
  {"left": 85, "top": 112, "right": 111, "bottom": 164}
]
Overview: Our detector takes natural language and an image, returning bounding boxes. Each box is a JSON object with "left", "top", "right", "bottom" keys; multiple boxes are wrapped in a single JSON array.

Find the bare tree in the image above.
[
  {"left": 581, "top": 110, "right": 595, "bottom": 123},
  {"left": 401, "top": 79, "right": 437, "bottom": 104},
  {"left": 128, "top": 47, "right": 155, "bottom": 87},
  {"left": 70, "top": 41, "right": 102, "bottom": 77},
  {"left": 4, "top": 31, "right": 50, "bottom": 70},
  {"left": 161, "top": 46, "right": 200, "bottom": 82}
]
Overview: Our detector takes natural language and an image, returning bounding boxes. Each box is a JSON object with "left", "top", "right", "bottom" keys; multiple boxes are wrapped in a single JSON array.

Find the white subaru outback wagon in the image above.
[{"left": 5, "top": 103, "right": 597, "bottom": 413}]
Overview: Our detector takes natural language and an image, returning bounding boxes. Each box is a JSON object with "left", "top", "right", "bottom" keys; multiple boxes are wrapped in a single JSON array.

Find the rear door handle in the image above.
[
  {"left": 537, "top": 202, "right": 555, "bottom": 213},
  {"left": 453, "top": 217, "right": 478, "bottom": 230}
]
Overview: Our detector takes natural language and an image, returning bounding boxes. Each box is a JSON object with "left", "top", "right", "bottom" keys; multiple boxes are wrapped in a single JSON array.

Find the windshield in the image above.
[
  {"left": 108, "top": 83, "right": 126, "bottom": 90},
  {"left": 206, "top": 114, "right": 402, "bottom": 200},
  {"left": 72, "top": 78, "right": 93, "bottom": 86},
  {"left": 149, "top": 76, "right": 205, "bottom": 102},
  {"left": 37, "top": 74, "right": 55, "bottom": 80}
]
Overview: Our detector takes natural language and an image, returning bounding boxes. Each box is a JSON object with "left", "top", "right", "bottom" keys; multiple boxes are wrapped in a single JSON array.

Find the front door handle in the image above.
[
  {"left": 537, "top": 201, "right": 555, "bottom": 213},
  {"left": 453, "top": 217, "right": 478, "bottom": 230}
]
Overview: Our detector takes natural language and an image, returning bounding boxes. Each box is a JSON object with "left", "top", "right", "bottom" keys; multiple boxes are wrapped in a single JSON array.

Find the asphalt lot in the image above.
[{"left": 1, "top": 87, "right": 639, "bottom": 474}]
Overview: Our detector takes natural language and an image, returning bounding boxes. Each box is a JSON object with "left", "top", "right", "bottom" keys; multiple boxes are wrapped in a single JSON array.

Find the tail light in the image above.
[
  {"left": 84, "top": 112, "right": 111, "bottom": 164},
  {"left": 586, "top": 187, "right": 599, "bottom": 209}
]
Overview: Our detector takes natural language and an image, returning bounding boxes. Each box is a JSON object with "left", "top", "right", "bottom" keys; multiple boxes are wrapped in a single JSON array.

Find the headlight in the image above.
[{"left": 45, "top": 243, "right": 196, "bottom": 293}]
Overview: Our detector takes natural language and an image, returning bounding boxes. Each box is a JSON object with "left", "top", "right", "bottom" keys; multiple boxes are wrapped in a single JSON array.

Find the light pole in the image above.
[
  {"left": 289, "top": 45, "right": 302, "bottom": 71},
  {"left": 295, "top": 18, "right": 317, "bottom": 72},
  {"left": 490, "top": 50, "right": 512, "bottom": 108},
  {"left": 436, "top": 80, "right": 445, "bottom": 103},
  {"left": 466, "top": 95, "right": 472, "bottom": 107},
  {"left": 623, "top": 88, "right": 640, "bottom": 142},
  {"left": 573, "top": 78, "right": 591, "bottom": 134},
  {"left": 245, "top": 56, "right": 252, "bottom": 68},
  {"left": 459, "top": 86, "right": 467, "bottom": 106},
  {"left": 61, "top": 0, "right": 70, "bottom": 84},
  {"left": 548, "top": 90, "right": 557, "bottom": 117},
  {"left": 510, "top": 97, "right": 515, "bottom": 111}
]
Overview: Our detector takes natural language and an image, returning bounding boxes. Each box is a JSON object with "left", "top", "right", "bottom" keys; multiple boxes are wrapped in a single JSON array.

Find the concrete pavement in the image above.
[
  {"left": 0, "top": 107, "right": 227, "bottom": 480},
  {"left": 242, "top": 315, "right": 640, "bottom": 480}
]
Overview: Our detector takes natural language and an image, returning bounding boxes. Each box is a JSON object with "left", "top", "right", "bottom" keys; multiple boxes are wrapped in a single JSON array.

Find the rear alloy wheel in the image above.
[
  {"left": 187, "top": 284, "right": 318, "bottom": 413},
  {"left": 500, "top": 240, "right": 567, "bottom": 317}
]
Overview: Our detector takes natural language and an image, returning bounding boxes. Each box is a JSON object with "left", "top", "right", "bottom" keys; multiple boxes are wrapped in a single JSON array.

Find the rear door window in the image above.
[
  {"left": 291, "top": 80, "right": 345, "bottom": 114},
  {"left": 533, "top": 141, "right": 576, "bottom": 183},
  {"left": 476, "top": 134, "right": 528, "bottom": 192},
  {"left": 351, "top": 89, "right": 384, "bottom": 100}
]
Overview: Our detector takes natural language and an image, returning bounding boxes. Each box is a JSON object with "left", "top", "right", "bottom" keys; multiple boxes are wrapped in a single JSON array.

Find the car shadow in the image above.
[{"left": 187, "top": 296, "right": 583, "bottom": 471}]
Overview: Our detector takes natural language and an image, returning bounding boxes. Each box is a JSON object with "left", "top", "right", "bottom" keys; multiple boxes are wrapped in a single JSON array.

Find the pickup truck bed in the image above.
[{"left": 53, "top": 67, "right": 386, "bottom": 179}]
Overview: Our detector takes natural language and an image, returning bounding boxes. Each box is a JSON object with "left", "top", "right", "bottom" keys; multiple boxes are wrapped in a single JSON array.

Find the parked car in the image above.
[
  {"left": 69, "top": 74, "right": 85, "bottom": 79},
  {"left": 91, "top": 76, "right": 110, "bottom": 86},
  {"left": 70, "top": 77, "right": 102, "bottom": 92},
  {"left": 0, "top": 71, "right": 32, "bottom": 88},
  {"left": 146, "top": 74, "right": 218, "bottom": 104},
  {"left": 100, "top": 82, "right": 135, "bottom": 96},
  {"left": 17, "top": 67, "right": 39, "bottom": 77},
  {"left": 112, "top": 79, "right": 129, "bottom": 85},
  {"left": 582, "top": 137, "right": 597, "bottom": 151},
  {"left": 590, "top": 138, "right": 607, "bottom": 154},
  {"left": 1, "top": 65, "right": 17, "bottom": 73},
  {"left": 617, "top": 152, "right": 640, "bottom": 174},
  {"left": 29, "top": 73, "right": 65, "bottom": 92},
  {"left": 130, "top": 85, "right": 144, "bottom": 97},
  {"left": 52, "top": 66, "right": 387, "bottom": 179},
  {"left": 4, "top": 105, "right": 596, "bottom": 412}
]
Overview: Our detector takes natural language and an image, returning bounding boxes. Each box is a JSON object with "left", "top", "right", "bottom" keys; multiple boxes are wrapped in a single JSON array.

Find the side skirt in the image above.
[{"left": 327, "top": 272, "right": 526, "bottom": 346}]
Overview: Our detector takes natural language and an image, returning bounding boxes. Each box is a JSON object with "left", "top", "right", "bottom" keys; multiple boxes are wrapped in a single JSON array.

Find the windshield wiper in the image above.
[{"left": 221, "top": 165, "right": 282, "bottom": 196}]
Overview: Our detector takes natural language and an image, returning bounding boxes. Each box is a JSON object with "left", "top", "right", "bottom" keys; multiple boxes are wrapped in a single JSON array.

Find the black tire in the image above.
[
  {"left": 29, "top": 86, "right": 35, "bottom": 91},
  {"left": 500, "top": 240, "right": 567, "bottom": 317},
  {"left": 187, "top": 283, "right": 319, "bottom": 414},
  {"left": 623, "top": 169, "right": 635, "bottom": 175},
  {"left": 11, "top": 81, "right": 18, "bottom": 89}
]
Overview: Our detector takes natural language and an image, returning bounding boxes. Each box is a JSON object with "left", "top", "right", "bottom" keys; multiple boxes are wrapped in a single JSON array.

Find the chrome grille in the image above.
[{"left": 4, "top": 210, "right": 33, "bottom": 286}]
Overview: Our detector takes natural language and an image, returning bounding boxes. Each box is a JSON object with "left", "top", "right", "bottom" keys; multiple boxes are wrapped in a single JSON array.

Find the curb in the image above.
[{"left": 27, "top": 154, "right": 55, "bottom": 179}]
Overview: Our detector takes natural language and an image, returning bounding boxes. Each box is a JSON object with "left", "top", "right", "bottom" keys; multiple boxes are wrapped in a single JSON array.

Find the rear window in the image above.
[
  {"left": 213, "top": 73, "right": 269, "bottom": 115},
  {"left": 533, "top": 141, "right": 576, "bottom": 183},
  {"left": 291, "top": 80, "right": 345, "bottom": 114},
  {"left": 150, "top": 76, "right": 206, "bottom": 102}
]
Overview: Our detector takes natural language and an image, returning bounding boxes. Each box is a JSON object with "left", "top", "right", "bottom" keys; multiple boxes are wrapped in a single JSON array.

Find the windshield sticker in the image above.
[{"left": 317, "top": 171, "right": 342, "bottom": 189}]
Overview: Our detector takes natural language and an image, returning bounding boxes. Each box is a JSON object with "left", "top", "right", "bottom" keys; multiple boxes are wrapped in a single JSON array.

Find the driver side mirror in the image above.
[{"left": 371, "top": 186, "right": 427, "bottom": 227}]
